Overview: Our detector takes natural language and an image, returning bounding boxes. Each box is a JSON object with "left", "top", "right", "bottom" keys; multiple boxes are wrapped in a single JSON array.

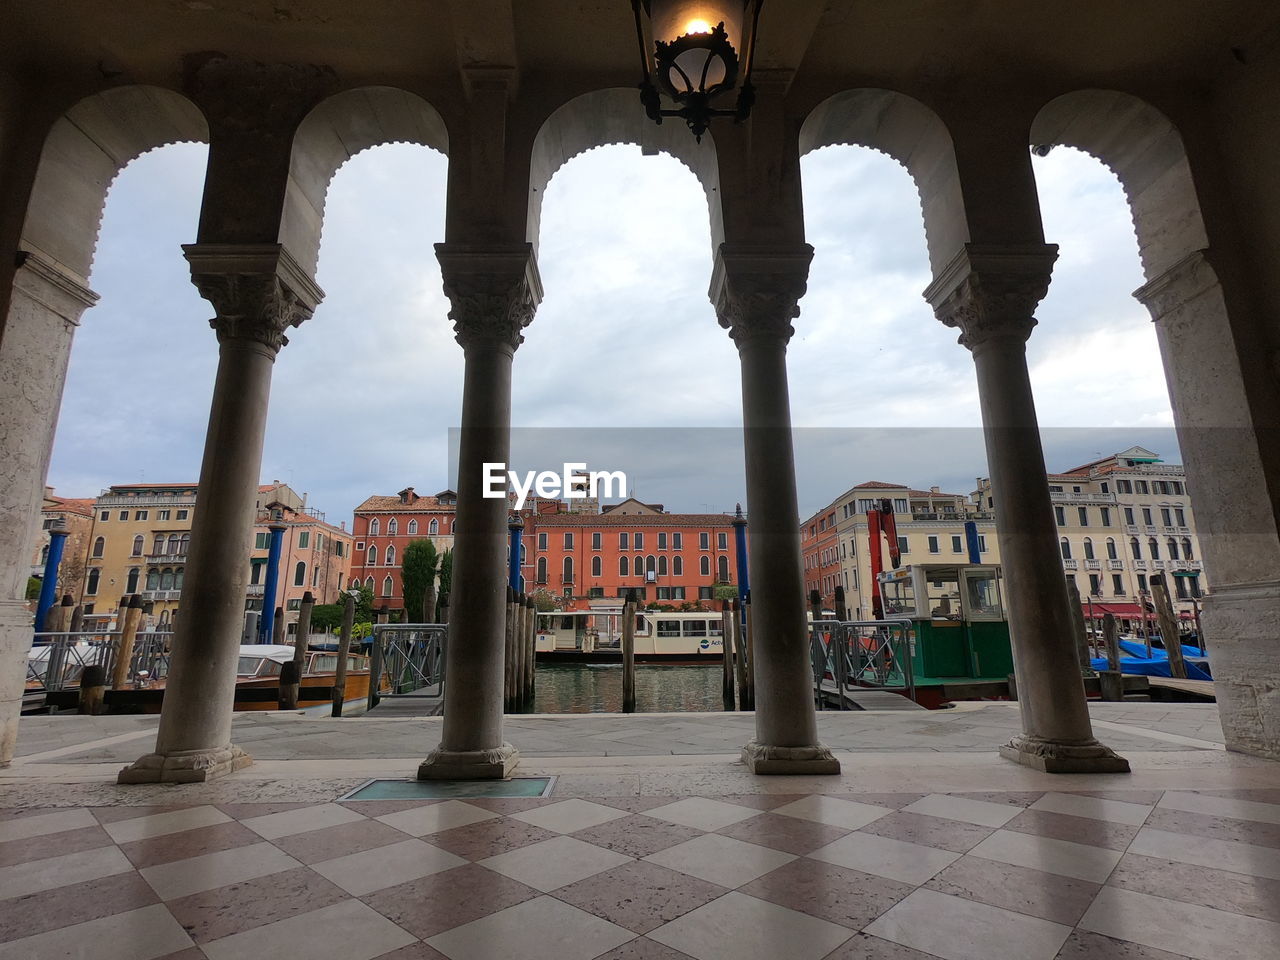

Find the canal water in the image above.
[{"left": 526, "top": 663, "right": 726, "bottom": 713}]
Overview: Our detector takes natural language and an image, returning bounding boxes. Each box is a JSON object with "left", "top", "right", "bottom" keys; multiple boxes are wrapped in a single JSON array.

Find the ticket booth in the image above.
[{"left": 877, "top": 564, "right": 1013, "bottom": 682}]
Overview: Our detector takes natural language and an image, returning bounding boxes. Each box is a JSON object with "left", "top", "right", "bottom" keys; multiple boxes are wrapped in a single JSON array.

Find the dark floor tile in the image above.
[
  {"left": 579, "top": 797, "right": 681, "bottom": 814},
  {"left": 573, "top": 815, "right": 702, "bottom": 859},
  {"left": 1055, "top": 930, "right": 1193, "bottom": 960},
  {"left": 1109, "top": 852, "right": 1280, "bottom": 923},
  {"left": 0, "top": 823, "right": 114, "bottom": 867},
  {"left": 1146, "top": 806, "right": 1280, "bottom": 849},
  {"left": 739, "top": 859, "right": 914, "bottom": 929},
  {"left": 215, "top": 801, "right": 318, "bottom": 819},
  {"left": 717, "top": 812, "right": 851, "bottom": 855},
  {"left": 831, "top": 793, "right": 929, "bottom": 810},
  {"left": 554, "top": 860, "right": 726, "bottom": 934},
  {"left": 373, "top": 944, "right": 451, "bottom": 960},
  {"left": 429, "top": 817, "right": 558, "bottom": 860},
  {"left": 362, "top": 863, "right": 538, "bottom": 940},
  {"left": 861, "top": 811, "right": 994, "bottom": 853},
  {"left": 0, "top": 871, "right": 158, "bottom": 942},
  {"left": 337, "top": 800, "right": 445, "bottom": 817},
  {"left": 716, "top": 794, "right": 809, "bottom": 811},
  {"left": 950, "top": 791, "right": 1044, "bottom": 807},
  {"left": 925, "top": 854, "right": 1101, "bottom": 926},
  {"left": 823, "top": 931, "right": 940, "bottom": 959},
  {"left": 167, "top": 865, "right": 350, "bottom": 942},
  {"left": 594, "top": 938, "right": 696, "bottom": 960},
  {"left": 91, "top": 805, "right": 195, "bottom": 824},
  {"left": 119, "top": 819, "right": 263, "bottom": 869},
  {"left": 1004, "top": 808, "right": 1138, "bottom": 851},
  {"left": 271, "top": 818, "right": 413, "bottom": 865}
]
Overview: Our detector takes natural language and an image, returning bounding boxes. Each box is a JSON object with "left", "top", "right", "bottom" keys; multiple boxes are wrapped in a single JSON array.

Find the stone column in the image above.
[
  {"left": 1135, "top": 251, "right": 1280, "bottom": 758},
  {"left": 0, "top": 253, "right": 98, "bottom": 765},
  {"left": 711, "top": 243, "right": 839, "bottom": 775},
  {"left": 119, "top": 244, "right": 321, "bottom": 784},
  {"left": 926, "top": 244, "right": 1127, "bottom": 773},
  {"left": 419, "top": 243, "right": 540, "bottom": 781}
]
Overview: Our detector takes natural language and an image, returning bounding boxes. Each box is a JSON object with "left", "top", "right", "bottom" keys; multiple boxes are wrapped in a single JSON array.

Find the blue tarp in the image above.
[{"left": 1090, "top": 638, "right": 1212, "bottom": 681}]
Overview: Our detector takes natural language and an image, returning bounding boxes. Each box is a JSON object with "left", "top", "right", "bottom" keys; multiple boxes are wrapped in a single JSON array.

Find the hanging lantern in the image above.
[{"left": 632, "top": 1, "right": 763, "bottom": 141}]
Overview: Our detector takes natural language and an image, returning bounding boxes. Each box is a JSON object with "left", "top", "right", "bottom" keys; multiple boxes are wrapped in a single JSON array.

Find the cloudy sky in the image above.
[{"left": 48, "top": 136, "right": 1176, "bottom": 526}]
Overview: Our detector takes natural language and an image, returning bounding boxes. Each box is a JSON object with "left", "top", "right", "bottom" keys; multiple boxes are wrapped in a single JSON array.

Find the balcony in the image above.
[
  {"left": 1152, "top": 560, "right": 1167, "bottom": 570},
  {"left": 140, "top": 590, "right": 181, "bottom": 601},
  {"left": 1063, "top": 559, "right": 1078, "bottom": 570},
  {"left": 1084, "top": 559, "right": 1101, "bottom": 570},
  {"left": 1124, "top": 525, "right": 1139, "bottom": 535},
  {"left": 146, "top": 553, "right": 187, "bottom": 565},
  {"left": 1144, "top": 526, "right": 1157, "bottom": 535},
  {"left": 246, "top": 584, "right": 264, "bottom": 596},
  {"left": 1108, "top": 560, "right": 1125, "bottom": 570},
  {"left": 1133, "top": 560, "right": 1147, "bottom": 570},
  {"left": 1049, "top": 492, "right": 1116, "bottom": 503}
]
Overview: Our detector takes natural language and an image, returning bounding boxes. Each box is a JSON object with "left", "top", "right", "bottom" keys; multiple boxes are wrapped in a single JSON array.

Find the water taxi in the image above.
[{"left": 535, "top": 609, "right": 727, "bottom": 663}]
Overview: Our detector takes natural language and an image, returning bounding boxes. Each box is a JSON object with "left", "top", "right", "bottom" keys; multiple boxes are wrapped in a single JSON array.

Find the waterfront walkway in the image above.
[{"left": 3, "top": 703, "right": 1278, "bottom": 960}]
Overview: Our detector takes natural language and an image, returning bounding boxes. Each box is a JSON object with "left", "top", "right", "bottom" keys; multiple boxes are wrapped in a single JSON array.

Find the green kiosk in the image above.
[{"left": 877, "top": 563, "right": 1014, "bottom": 706}]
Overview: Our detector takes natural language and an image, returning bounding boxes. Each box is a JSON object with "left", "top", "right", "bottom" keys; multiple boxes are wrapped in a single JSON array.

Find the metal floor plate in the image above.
[{"left": 338, "top": 777, "right": 555, "bottom": 800}]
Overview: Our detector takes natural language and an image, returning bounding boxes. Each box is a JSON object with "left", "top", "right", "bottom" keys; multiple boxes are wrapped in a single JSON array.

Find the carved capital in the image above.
[
  {"left": 436, "top": 243, "right": 542, "bottom": 351},
  {"left": 12, "top": 250, "right": 99, "bottom": 324},
  {"left": 1133, "top": 249, "right": 1219, "bottom": 322},
  {"left": 924, "top": 244, "right": 1058, "bottom": 352},
  {"left": 183, "top": 244, "right": 324, "bottom": 352},
  {"left": 710, "top": 243, "right": 813, "bottom": 347}
]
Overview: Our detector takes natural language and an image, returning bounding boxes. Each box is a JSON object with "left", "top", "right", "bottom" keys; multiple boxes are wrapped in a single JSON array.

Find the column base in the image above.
[
  {"left": 118, "top": 745, "right": 252, "bottom": 784},
  {"left": 998, "top": 736, "right": 1130, "bottom": 774},
  {"left": 741, "top": 739, "right": 841, "bottom": 775},
  {"left": 418, "top": 743, "right": 519, "bottom": 781}
]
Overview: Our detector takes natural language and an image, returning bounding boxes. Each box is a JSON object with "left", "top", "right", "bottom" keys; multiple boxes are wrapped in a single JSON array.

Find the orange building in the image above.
[
  {"left": 800, "top": 502, "right": 841, "bottom": 610},
  {"left": 347, "top": 487, "right": 458, "bottom": 609}
]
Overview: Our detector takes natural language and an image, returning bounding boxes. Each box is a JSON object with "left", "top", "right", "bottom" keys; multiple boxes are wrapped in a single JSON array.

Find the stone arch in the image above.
[
  {"left": 1030, "top": 90, "right": 1207, "bottom": 279},
  {"left": 280, "top": 86, "right": 449, "bottom": 277},
  {"left": 527, "top": 88, "right": 724, "bottom": 255},
  {"left": 20, "top": 85, "right": 209, "bottom": 281},
  {"left": 799, "top": 89, "right": 968, "bottom": 276}
]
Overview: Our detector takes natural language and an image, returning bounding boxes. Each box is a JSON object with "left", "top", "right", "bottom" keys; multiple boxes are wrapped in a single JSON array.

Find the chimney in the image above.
[{"left": 930, "top": 485, "right": 940, "bottom": 494}]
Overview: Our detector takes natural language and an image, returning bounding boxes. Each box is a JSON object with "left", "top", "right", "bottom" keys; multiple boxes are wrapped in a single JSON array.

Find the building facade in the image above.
[
  {"left": 28, "top": 488, "right": 95, "bottom": 606},
  {"left": 247, "top": 500, "right": 354, "bottom": 636},
  {"left": 347, "top": 488, "right": 458, "bottom": 612}
]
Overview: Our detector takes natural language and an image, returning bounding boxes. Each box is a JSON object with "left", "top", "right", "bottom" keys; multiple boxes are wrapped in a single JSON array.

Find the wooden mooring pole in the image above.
[
  {"left": 504, "top": 585, "right": 516, "bottom": 712},
  {"left": 622, "top": 590, "right": 636, "bottom": 713},
  {"left": 720, "top": 599, "right": 735, "bottom": 709},
  {"left": 523, "top": 595, "right": 536, "bottom": 707},
  {"left": 1098, "top": 612, "right": 1124, "bottom": 701},
  {"left": 731, "top": 598, "right": 750, "bottom": 711},
  {"left": 331, "top": 590, "right": 356, "bottom": 717},
  {"left": 111, "top": 594, "right": 143, "bottom": 691},
  {"left": 1151, "top": 575, "right": 1188, "bottom": 680}
]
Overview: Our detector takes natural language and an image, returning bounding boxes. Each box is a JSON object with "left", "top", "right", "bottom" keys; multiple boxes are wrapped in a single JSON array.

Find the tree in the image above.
[
  {"left": 310, "top": 603, "right": 344, "bottom": 633},
  {"left": 437, "top": 549, "right": 453, "bottom": 613},
  {"left": 714, "top": 584, "right": 739, "bottom": 601},
  {"left": 401, "top": 539, "right": 439, "bottom": 623},
  {"left": 26, "top": 577, "right": 42, "bottom": 601},
  {"left": 530, "top": 587, "right": 559, "bottom": 612}
]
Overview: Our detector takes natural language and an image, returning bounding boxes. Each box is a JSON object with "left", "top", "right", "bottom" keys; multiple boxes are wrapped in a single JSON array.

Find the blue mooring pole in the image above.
[
  {"left": 964, "top": 520, "right": 981, "bottom": 564},
  {"left": 35, "top": 519, "right": 69, "bottom": 633},
  {"left": 508, "top": 516, "right": 524, "bottom": 592},
  {"left": 258, "top": 513, "right": 288, "bottom": 644},
  {"left": 732, "top": 503, "right": 750, "bottom": 603}
]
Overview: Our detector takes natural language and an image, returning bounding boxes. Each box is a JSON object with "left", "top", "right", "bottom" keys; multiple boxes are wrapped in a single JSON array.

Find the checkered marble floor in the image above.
[{"left": 3, "top": 787, "right": 1280, "bottom": 960}]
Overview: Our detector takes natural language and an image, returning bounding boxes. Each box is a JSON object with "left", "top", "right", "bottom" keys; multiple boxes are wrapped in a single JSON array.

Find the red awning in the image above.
[{"left": 1082, "top": 601, "right": 1194, "bottom": 620}]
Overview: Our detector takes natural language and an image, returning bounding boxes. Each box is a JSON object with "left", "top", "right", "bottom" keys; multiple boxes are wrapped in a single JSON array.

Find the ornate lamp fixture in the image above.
[{"left": 631, "top": 0, "right": 764, "bottom": 141}]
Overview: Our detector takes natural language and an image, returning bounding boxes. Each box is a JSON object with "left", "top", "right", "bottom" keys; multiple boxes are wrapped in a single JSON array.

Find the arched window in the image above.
[
  {"left": 591, "top": 555, "right": 602, "bottom": 577},
  {"left": 537, "top": 556, "right": 548, "bottom": 583},
  {"left": 673, "top": 556, "right": 683, "bottom": 576},
  {"left": 563, "top": 556, "right": 574, "bottom": 583},
  {"left": 700, "top": 555, "right": 710, "bottom": 577},
  {"left": 382, "top": 575, "right": 393, "bottom": 597},
  {"left": 407, "top": 519, "right": 418, "bottom": 535},
  {"left": 174, "top": 568, "right": 184, "bottom": 590},
  {"left": 86, "top": 568, "right": 100, "bottom": 595},
  {"left": 386, "top": 545, "right": 396, "bottom": 567},
  {"left": 153, "top": 534, "right": 164, "bottom": 555},
  {"left": 1106, "top": 537, "right": 1117, "bottom": 560},
  {"left": 387, "top": 518, "right": 398, "bottom": 536},
  {"left": 40, "top": 544, "right": 48, "bottom": 564},
  {"left": 92, "top": 536, "right": 105, "bottom": 558},
  {"left": 646, "top": 555, "right": 656, "bottom": 575},
  {"left": 1167, "top": 538, "right": 1179, "bottom": 560},
  {"left": 1183, "top": 537, "right": 1193, "bottom": 560},
  {"left": 126, "top": 568, "right": 139, "bottom": 592},
  {"left": 168, "top": 533, "right": 180, "bottom": 555},
  {"left": 1083, "top": 538, "right": 1094, "bottom": 560},
  {"left": 365, "top": 576, "right": 374, "bottom": 590},
  {"left": 294, "top": 561, "right": 306, "bottom": 586},
  {"left": 350, "top": 577, "right": 360, "bottom": 589},
  {"left": 658, "top": 556, "right": 668, "bottom": 576},
  {"left": 368, "top": 545, "right": 378, "bottom": 566},
  {"left": 146, "top": 569, "right": 159, "bottom": 590},
  {"left": 450, "top": 519, "right": 456, "bottom": 533},
  {"left": 429, "top": 518, "right": 439, "bottom": 535},
  {"left": 160, "top": 569, "right": 174, "bottom": 590},
  {"left": 1060, "top": 538, "right": 1071, "bottom": 560},
  {"left": 131, "top": 535, "right": 144, "bottom": 557},
  {"left": 717, "top": 555, "right": 730, "bottom": 582},
  {"left": 180, "top": 533, "right": 190, "bottom": 555},
  {"left": 1130, "top": 537, "right": 1142, "bottom": 560},
  {"left": 370, "top": 518, "right": 380, "bottom": 536},
  {"left": 1149, "top": 538, "right": 1160, "bottom": 560},
  {"left": 619, "top": 555, "right": 629, "bottom": 576}
]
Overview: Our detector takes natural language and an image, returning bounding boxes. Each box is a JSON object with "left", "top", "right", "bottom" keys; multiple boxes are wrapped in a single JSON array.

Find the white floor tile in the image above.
[
  {"left": 643, "top": 797, "right": 759, "bottom": 831},
  {"left": 203, "top": 898, "right": 416, "bottom": 960},
  {"left": 103, "top": 804, "right": 231, "bottom": 843},
  {"left": 649, "top": 890, "right": 852, "bottom": 960},
  {"left": 1081, "top": 885, "right": 1280, "bottom": 960},
  {"left": 140, "top": 840, "right": 300, "bottom": 900},
  {"left": 809, "top": 831, "right": 959, "bottom": 885},
  {"left": 1159, "top": 791, "right": 1280, "bottom": 825},
  {"left": 375, "top": 799, "right": 496, "bottom": 836},
  {"left": 0, "top": 843, "right": 132, "bottom": 900},
  {"left": 903, "top": 794, "right": 1022, "bottom": 828},
  {"left": 0, "top": 808, "right": 96, "bottom": 843},
  {"left": 969, "top": 829, "right": 1122, "bottom": 883},
  {"left": 1129, "top": 826, "right": 1280, "bottom": 881},
  {"left": 481, "top": 835, "right": 632, "bottom": 892},
  {"left": 0, "top": 903, "right": 192, "bottom": 960},
  {"left": 509, "top": 799, "right": 628, "bottom": 834},
  {"left": 1030, "top": 792, "right": 1152, "bottom": 826},
  {"left": 428, "top": 895, "right": 635, "bottom": 960},
  {"left": 772, "top": 795, "right": 893, "bottom": 830},
  {"left": 311, "top": 837, "right": 466, "bottom": 896},
  {"left": 241, "top": 802, "right": 367, "bottom": 839},
  {"left": 644, "top": 833, "right": 795, "bottom": 888},
  {"left": 866, "top": 888, "right": 1071, "bottom": 960}
]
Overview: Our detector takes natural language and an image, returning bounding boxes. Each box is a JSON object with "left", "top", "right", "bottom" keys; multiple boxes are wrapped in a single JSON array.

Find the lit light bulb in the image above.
[{"left": 683, "top": 18, "right": 714, "bottom": 34}]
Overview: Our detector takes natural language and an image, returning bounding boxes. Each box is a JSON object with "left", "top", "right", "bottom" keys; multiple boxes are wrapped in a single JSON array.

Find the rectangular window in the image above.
[
  {"left": 673, "top": 532, "right": 682, "bottom": 549},
  {"left": 698, "top": 586, "right": 713, "bottom": 599},
  {"left": 1137, "top": 574, "right": 1148, "bottom": 592},
  {"left": 656, "top": 587, "right": 670, "bottom": 600},
  {"left": 538, "top": 532, "right": 547, "bottom": 550},
  {"left": 657, "top": 532, "right": 667, "bottom": 550},
  {"left": 1049, "top": 485, "right": 1063, "bottom": 493},
  {"left": 893, "top": 499, "right": 908, "bottom": 514},
  {"left": 635, "top": 532, "right": 644, "bottom": 549},
  {"left": 158, "top": 509, "right": 171, "bottom": 520},
  {"left": 1160, "top": 508, "right": 1172, "bottom": 527},
  {"left": 100, "top": 511, "right": 109, "bottom": 521},
  {"left": 1100, "top": 507, "right": 1111, "bottom": 526},
  {"left": 857, "top": 498, "right": 875, "bottom": 514},
  {"left": 718, "top": 532, "right": 728, "bottom": 550},
  {"left": 136, "top": 510, "right": 148, "bottom": 521},
  {"left": 897, "top": 536, "right": 908, "bottom": 554},
  {"left": 1136, "top": 480, "right": 1149, "bottom": 494},
  {"left": 592, "top": 532, "right": 602, "bottom": 550},
  {"left": 355, "top": 541, "right": 364, "bottom": 551},
  {"left": 255, "top": 532, "right": 268, "bottom": 549},
  {"left": 1112, "top": 574, "right": 1124, "bottom": 595},
  {"left": 1118, "top": 479, "right": 1132, "bottom": 493},
  {"left": 699, "top": 532, "right": 709, "bottom": 550},
  {"left": 1089, "top": 574, "right": 1101, "bottom": 596},
  {"left": 672, "top": 587, "right": 686, "bottom": 600},
  {"left": 977, "top": 535, "right": 988, "bottom": 552},
  {"left": 619, "top": 532, "right": 629, "bottom": 549},
  {"left": 588, "top": 586, "right": 604, "bottom": 598},
  {"left": 298, "top": 531, "right": 310, "bottom": 549},
  {"left": 951, "top": 535, "right": 963, "bottom": 553},
  {"left": 1124, "top": 507, "right": 1135, "bottom": 525},
  {"left": 1078, "top": 507, "right": 1088, "bottom": 526},
  {"left": 1101, "top": 482, "right": 1109, "bottom": 494},
  {"left": 119, "top": 511, "right": 129, "bottom": 521},
  {"left": 563, "top": 532, "right": 573, "bottom": 549},
  {"left": 287, "top": 598, "right": 301, "bottom": 611},
  {"left": 1142, "top": 508, "right": 1153, "bottom": 525},
  {"left": 176, "top": 510, "right": 188, "bottom": 520},
  {"left": 1055, "top": 506, "right": 1066, "bottom": 526},
  {"left": 927, "top": 535, "right": 940, "bottom": 554},
  {"left": 1175, "top": 508, "right": 1186, "bottom": 526}
]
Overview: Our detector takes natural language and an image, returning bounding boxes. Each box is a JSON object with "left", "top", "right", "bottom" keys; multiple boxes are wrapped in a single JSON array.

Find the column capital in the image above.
[
  {"left": 1132, "top": 249, "right": 1217, "bottom": 321},
  {"left": 182, "top": 243, "right": 324, "bottom": 352},
  {"left": 924, "top": 244, "right": 1058, "bottom": 351},
  {"left": 435, "top": 242, "right": 542, "bottom": 352},
  {"left": 12, "top": 251, "right": 99, "bottom": 323},
  {"left": 710, "top": 242, "right": 814, "bottom": 347}
]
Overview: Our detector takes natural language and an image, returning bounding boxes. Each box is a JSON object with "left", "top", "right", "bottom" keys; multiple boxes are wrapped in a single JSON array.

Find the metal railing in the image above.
[
  {"left": 809, "top": 619, "right": 915, "bottom": 709},
  {"left": 28, "top": 631, "right": 174, "bottom": 693},
  {"left": 368, "top": 623, "right": 447, "bottom": 710}
]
